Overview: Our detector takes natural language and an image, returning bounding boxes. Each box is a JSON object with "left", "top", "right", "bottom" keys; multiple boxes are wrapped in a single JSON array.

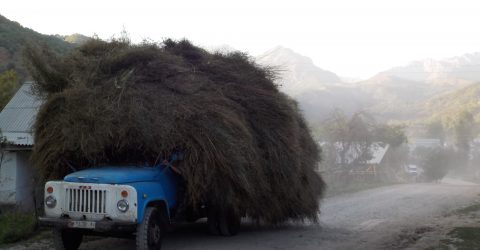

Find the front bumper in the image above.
[{"left": 38, "top": 217, "right": 137, "bottom": 233}]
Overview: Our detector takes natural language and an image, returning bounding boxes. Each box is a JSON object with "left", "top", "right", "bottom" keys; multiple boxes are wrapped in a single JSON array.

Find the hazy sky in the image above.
[{"left": 3, "top": 0, "right": 480, "bottom": 79}]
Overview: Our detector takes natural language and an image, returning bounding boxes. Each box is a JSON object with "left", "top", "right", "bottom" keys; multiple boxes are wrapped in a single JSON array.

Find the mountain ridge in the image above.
[
  {"left": 256, "top": 46, "right": 342, "bottom": 96},
  {"left": 257, "top": 45, "right": 480, "bottom": 123}
]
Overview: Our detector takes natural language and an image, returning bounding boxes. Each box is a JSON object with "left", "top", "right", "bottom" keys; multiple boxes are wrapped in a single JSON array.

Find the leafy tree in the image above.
[
  {"left": 425, "top": 120, "right": 445, "bottom": 144},
  {"left": 322, "top": 110, "right": 377, "bottom": 169},
  {"left": 419, "top": 147, "right": 456, "bottom": 182},
  {"left": 0, "top": 70, "right": 19, "bottom": 110},
  {"left": 453, "top": 111, "right": 476, "bottom": 153},
  {"left": 375, "top": 124, "right": 407, "bottom": 148}
]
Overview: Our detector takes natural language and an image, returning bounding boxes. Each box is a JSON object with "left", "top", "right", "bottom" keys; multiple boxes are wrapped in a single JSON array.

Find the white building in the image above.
[{"left": 0, "top": 82, "right": 41, "bottom": 210}]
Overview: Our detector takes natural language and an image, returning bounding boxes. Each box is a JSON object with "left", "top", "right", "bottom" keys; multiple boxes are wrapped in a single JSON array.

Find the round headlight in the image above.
[
  {"left": 117, "top": 200, "right": 129, "bottom": 213},
  {"left": 45, "top": 195, "right": 57, "bottom": 208}
]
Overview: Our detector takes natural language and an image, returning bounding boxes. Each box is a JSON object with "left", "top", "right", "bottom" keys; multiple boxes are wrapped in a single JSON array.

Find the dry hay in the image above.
[{"left": 24, "top": 38, "right": 325, "bottom": 223}]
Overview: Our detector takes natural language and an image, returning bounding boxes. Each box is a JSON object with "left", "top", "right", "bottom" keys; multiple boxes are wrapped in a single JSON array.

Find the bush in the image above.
[
  {"left": 0, "top": 212, "right": 36, "bottom": 244},
  {"left": 419, "top": 147, "right": 456, "bottom": 182}
]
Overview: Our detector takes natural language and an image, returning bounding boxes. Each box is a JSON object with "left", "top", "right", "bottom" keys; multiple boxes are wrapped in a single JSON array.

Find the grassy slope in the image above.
[
  {"left": 422, "top": 82, "right": 480, "bottom": 123},
  {"left": 0, "top": 14, "right": 73, "bottom": 80}
]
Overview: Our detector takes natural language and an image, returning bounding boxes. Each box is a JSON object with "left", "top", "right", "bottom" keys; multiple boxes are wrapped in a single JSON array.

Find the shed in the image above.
[
  {"left": 331, "top": 142, "right": 389, "bottom": 175},
  {"left": 0, "top": 82, "right": 41, "bottom": 210},
  {"left": 362, "top": 143, "right": 390, "bottom": 176}
]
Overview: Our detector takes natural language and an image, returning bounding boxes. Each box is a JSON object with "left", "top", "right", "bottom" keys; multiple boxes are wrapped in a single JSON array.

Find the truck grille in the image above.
[{"left": 66, "top": 188, "right": 107, "bottom": 214}]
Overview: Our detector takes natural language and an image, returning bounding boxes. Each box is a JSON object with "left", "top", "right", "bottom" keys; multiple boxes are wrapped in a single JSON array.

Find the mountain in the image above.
[
  {"left": 256, "top": 47, "right": 372, "bottom": 123},
  {"left": 356, "top": 53, "right": 480, "bottom": 121},
  {"left": 384, "top": 53, "right": 480, "bottom": 87},
  {"left": 256, "top": 47, "right": 480, "bottom": 124},
  {"left": 362, "top": 52, "right": 480, "bottom": 103},
  {"left": 0, "top": 14, "right": 73, "bottom": 80},
  {"left": 257, "top": 46, "right": 342, "bottom": 96}
]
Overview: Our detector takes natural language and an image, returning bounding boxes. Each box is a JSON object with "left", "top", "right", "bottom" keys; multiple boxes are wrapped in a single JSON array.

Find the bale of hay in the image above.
[{"left": 25, "top": 38, "right": 325, "bottom": 223}]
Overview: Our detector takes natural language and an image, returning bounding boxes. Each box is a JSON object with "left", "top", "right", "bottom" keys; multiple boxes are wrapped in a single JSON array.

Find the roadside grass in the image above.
[
  {"left": 430, "top": 201, "right": 480, "bottom": 250},
  {"left": 455, "top": 203, "right": 480, "bottom": 215},
  {"left": 0, "top": 212, "right": 36, "bottom": 245},
  {"left": 436, "top": 227, "right": 480, "bottom": 250},
  {"left": 0, "top": 230, "right": 54, "bottom": 249}
]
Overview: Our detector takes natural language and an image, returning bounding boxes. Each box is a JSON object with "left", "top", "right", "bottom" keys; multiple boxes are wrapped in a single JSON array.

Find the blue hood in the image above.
[{"left": 64, "top": 166, "right": 164, "bottom": 184}]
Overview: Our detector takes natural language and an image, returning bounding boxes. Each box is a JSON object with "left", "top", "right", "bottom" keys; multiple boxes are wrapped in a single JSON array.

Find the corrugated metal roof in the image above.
[
  {"left": 333, "top": 142, "right": 389, "bottom": 165},
  {"left": 366, "top": 143, "right": 389, "bottom": 164},
  {"left": 0, "top": 82, "right": 42, "bottom": 146}
]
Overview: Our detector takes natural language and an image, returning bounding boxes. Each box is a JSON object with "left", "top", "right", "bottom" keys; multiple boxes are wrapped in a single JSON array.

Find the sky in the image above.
[{"left": 3, "top": 0, "right": 480, "bottom": 79}]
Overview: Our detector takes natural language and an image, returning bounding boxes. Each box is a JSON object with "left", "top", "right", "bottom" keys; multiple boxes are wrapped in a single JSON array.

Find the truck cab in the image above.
[{"left": 39, "top": 163, "right": 241, "bottom": 250}]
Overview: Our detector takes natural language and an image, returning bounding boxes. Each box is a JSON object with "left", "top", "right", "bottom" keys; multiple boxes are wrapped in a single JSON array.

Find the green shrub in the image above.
[
  {"left": 0, "top": 212, "right": 36, "bottom": 244},
  {"left": 415, "top": 147, "right": 456, "bottom": 182}
]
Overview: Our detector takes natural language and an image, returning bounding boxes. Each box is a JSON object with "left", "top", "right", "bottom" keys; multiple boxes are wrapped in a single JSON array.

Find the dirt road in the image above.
[{"left": 6, "top": 180, "right": 480, "bottom": 250}]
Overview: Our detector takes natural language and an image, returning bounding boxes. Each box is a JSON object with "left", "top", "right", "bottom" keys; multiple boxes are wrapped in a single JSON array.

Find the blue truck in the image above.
[{"left": 39, "top": 160, "right": 241, "bottom": 250}]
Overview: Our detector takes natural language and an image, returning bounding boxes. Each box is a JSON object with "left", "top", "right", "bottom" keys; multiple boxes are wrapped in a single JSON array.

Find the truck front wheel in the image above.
[
  {"left": 137, "top": 207, "right": 164, "bottom": 250},
  {"left": 53, "top": 228, "right": 83, "bottom": 250}
]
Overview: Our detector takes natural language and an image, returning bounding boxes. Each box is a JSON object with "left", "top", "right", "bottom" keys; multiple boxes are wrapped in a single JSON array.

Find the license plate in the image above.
[{"left": 68, "top": 221, "right": 96, "bottom": 229}]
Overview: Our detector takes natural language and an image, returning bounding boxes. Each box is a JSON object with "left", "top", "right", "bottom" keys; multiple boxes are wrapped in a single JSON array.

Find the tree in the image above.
[
  {"left": 419, "top": 147, "right": 456, "bottom": 182},
  {"left": 453, "top": 111, "right": 476, "bottom": 153},
  {"left": 0, "top": 70, "right": 19, "bottom": 111},
  {"left": 375, "top": 124, "right": 407, "bottom": 148},
  {"left": 425, "top": 120, "right": 445, "bottom": 144},
  {"left": 0, "top": 128, "right": 5, "bottom": 145},
  {"left": 322, "top": 110, "right": 376, "bottom": 170}
]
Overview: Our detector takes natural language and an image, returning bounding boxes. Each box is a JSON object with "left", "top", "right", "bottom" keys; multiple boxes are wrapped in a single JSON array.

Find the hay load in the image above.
[{"left": 25, "top": 38, "right": 325, "bottom": 223}]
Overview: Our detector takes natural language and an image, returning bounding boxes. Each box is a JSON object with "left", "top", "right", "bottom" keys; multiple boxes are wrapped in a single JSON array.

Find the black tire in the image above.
[
  {"left": 207, "top": 207, "right": 220, "bottom": 236},
  {"left": 136, "top": 207, "right": 164, "bottom": 250},
  {"left": 218, "top": 208, "right": 241, "bottom": 236},
  {"left": 53, "top": 228, "right": 83, "bottom": 250},
  {"left": 207, "top": 207, "right": 241, "bottom": 236}
]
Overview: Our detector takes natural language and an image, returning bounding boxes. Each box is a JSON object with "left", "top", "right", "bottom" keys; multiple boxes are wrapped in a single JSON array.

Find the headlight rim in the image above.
[
  {"left": 45, "top": 195, "right": 57, "bottom": 208},
  {"left": 117, "top": 199, "right": 129, "bottom": 213}
]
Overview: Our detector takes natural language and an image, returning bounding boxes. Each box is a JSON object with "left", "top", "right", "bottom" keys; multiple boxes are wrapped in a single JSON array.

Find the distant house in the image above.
[
  {"left": 409, "top": 138, "right": 442, "bottom": 151},
  {"left": 348, "top": 143, "right": 390, "bottom": 176},
  {"left": 324, "top": 142, "right": 390, "bottom": 176},
  {"left": 0, "top": 82, "right": 41, "bottom": 210}
]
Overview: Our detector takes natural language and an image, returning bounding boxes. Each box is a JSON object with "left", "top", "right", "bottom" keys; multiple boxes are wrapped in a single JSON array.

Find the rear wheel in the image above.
[
  {"left": 136, "top": 207, "right": 165, "bottom": 250},
  {"left": 207, "top": 207, "right": 241, "bottom": 236},
  {"left": 218, "top": 208, "right": 241, "bottom": 236},
  {"left": 207, "top": 208, "right": 220, "bottom": 235},
  {"left": 53, "top": 228, "right": 83, "bottom": 250}
]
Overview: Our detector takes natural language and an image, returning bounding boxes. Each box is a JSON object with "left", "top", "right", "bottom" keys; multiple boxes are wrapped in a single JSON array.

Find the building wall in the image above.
[
  {"left": 0, "top": 151, "right": 17, "bottom": 204},
  {"left": 16, "top": 151, "right": 35, "bottom": 211}
]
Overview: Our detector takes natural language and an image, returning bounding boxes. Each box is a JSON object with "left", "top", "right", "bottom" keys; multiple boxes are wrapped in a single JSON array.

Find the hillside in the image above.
[
  {"left": 0, "top": 14, "right": 73, "bottom": 80},
  {"left": 358, "top": 74, "right": 441, "bottom": 121},
  {"left": 296, "top": 86, "right": 373, "bottom": 124},
  {"left": 422, "top": 82, "right": 480, "bottom": 123}
]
